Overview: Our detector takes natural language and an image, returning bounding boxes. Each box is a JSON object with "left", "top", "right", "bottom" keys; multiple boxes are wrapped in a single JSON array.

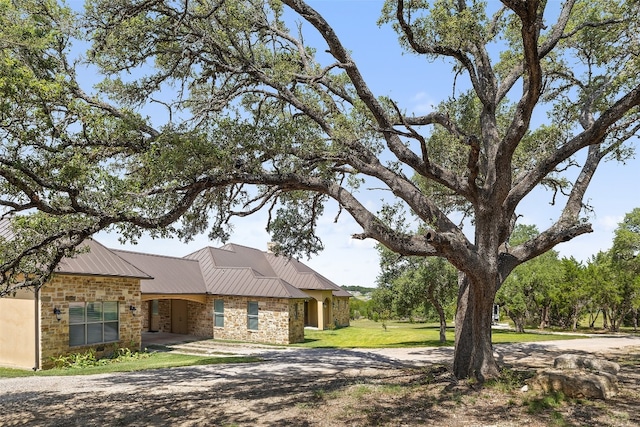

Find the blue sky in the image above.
[{"left": 97, "top": 1, "right": 639, "bottom": 288}]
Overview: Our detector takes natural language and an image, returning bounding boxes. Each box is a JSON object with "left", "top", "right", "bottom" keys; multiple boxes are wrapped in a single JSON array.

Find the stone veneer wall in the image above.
[
  {"left": 140, "top": 301, "right": 150, "bottom": 330},
  {"left": 188, "top": 299, "right": 213, "bottom": 337},
  {"left": 332, "top": 296, "right": 351, "bottom": 327},
  {"left": 157, "top": 299, "right": 172, "bottom": 332},
  {"left": 211, "top": 296, "right": 303, "bottom": 345},
  {"left": 39, "top": 274, "right": 142, "bottom": 369}
]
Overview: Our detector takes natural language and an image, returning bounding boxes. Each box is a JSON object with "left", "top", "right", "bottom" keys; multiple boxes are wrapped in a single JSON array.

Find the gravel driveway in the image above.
[{"left": 1, "top": 335, "right": 639, "bottom": 426}]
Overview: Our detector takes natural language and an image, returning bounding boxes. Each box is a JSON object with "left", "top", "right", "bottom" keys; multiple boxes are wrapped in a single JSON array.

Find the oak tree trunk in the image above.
[{"left": 453, "top": 274, "right": 500, "bottom": 381}]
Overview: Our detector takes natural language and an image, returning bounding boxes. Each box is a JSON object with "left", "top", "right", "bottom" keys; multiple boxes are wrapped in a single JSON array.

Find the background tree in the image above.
[
  {"left": 549, "top": 257, "right": 589, "bottom": 331},
  {"left": 2, "top": 0, "right": 640, "bottom": 381},
  {"left": 373, "top": 245, "right": 457, "bottom": 342},
  {"left": 607, "top": 208, "right": 640, "bottom": 330},
  {"left": 496, "top": 225, "right": 564, "bottom": 332}
]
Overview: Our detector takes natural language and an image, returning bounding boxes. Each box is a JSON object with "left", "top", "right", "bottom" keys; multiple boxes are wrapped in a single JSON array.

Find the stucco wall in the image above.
[
  {"left": 39, "top": 274, "right": 142, "bottom": 369},
  {"left": 0, "top": 290, "right": 37, "bottom": 369}
]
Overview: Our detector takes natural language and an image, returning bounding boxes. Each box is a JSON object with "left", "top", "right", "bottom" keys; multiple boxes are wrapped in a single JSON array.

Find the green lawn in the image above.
[
  {"left": 1, "top": 319, "right": 586, "bottom": 378},
  {"left": 295, "top": 319, "right": 585, "bottom": 348},
  {"left": 0, "top": 353, "right": 261, "bottom": 378}
]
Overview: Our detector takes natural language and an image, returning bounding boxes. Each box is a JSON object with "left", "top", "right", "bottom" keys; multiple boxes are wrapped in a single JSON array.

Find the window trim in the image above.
[
  {"left": 214, "top": 299, "right": 224, "bottom": 328},
  {"left": 68, "top": 301, "right": 119, "bottom": 347},
  {"left": 247, "top": 301, "right": 259, "bottom": 331}
]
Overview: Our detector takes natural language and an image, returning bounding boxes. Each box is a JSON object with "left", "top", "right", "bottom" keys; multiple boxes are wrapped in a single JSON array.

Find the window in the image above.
[
  {"left": 151, "top": 299, "right": 159, "bottom": 316},
  {"left": 69, "top": 302, "right": 119, "bottom": 346},
  {"left": 214, "top": 299, "right": 224, "bottom": 328},
  {"left": 247, "top": 301, "right": 259, "bottom": 330}
]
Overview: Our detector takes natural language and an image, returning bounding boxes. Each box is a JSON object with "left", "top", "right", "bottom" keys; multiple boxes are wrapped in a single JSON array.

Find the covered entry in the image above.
[
  {"left": 141, "top": 294, "right": 207, "bottom": 336},
  {"left": 303, "top": 290, "right": 334, "bottom": 330}
]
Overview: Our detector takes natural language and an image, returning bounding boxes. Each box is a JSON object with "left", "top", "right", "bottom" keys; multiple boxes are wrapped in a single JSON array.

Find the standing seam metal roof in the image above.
[
  {"left": 56, "top": 240, "right": 152, "bottom": 279},
  {"left": 112, "top": 250, "right": 206, "bottom": 294},
  {"left": 185, "top": 246, "right": 309, "bottom": 299},
  {"left": 185, "top": 243, "right": 351, "bottom": 298}
]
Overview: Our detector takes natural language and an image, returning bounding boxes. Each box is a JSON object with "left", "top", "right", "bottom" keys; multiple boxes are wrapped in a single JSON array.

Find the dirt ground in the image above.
[{"left": 1, "top": 340, "right": 639, "bottom": 426}]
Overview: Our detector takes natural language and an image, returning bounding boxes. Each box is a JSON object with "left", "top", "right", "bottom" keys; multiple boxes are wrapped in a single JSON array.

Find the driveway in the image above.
[{"left": 1, "top": 335, "right": 639, "bottom": 426}]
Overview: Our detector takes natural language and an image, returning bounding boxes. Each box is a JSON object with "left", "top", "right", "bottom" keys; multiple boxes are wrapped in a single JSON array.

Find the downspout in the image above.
[{"left": 33, "top": 288, "right": 40, "bottom": 371}]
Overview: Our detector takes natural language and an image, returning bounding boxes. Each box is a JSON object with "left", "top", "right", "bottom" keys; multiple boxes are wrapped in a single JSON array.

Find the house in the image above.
[
  {"left": 0, "top": 221, "right": 351, "bottom": 370},
  {"left": 0, "top": 238, "right": 149, "bottom": 370},
  {"left": 114, "top": 243, "right": 352, "bottom": 345}
]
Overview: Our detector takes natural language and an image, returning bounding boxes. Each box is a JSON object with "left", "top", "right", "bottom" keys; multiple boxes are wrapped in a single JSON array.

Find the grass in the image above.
[
  {"left": 0, "top": 353, "right": 261, "bottom": 378},
  {"left": 295, "top": 318, "right": 585, "bottom": 348},
  {"left": 0, "top": 319, "right": 587, "bottom": 378}
]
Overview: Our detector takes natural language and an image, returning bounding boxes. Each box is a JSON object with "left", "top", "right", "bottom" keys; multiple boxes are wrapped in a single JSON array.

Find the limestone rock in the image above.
[
  {"left": 554, "top": 354, "right": 620, "bottom": 375},
  {"left": 529, "top": 369, "right": 618, "bottom": 399}
]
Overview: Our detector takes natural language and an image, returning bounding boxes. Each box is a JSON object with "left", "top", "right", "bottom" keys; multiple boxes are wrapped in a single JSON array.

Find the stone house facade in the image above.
[
  {"left": 1, "top": 219, "right": 351, "bottom": 370},
  {"left": 120, "top": 243, "right": 351, "bottom": 347},
  {"left": 0, "top": 238, "right": 149, "bottom": 370}
]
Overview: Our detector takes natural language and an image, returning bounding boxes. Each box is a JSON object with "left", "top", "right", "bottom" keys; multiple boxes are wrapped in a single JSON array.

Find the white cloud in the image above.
[
  {"left": 597, "top": 215, "right": 623, "bottom": 232},
  {"left": 409, "top": 91, "right": 436, "bottom": 115}
]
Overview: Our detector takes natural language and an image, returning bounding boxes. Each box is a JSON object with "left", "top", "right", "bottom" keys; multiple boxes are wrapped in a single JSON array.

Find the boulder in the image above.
[
  {"left": 554, "top": 354, "right": 620, "bottom": 375},
  {"left": 529, "top": 369, "right": 618, "bottom": 399}
]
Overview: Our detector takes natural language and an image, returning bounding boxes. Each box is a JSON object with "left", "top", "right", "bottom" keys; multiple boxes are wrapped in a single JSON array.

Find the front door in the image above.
[{"left": 171, "top": 300, "right": 188, "bottom": 334}]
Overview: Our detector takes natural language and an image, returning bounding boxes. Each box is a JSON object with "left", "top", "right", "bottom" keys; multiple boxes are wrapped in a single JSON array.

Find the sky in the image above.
[{"left": 95, "top": 1, "right": 640, "bottom": 288}]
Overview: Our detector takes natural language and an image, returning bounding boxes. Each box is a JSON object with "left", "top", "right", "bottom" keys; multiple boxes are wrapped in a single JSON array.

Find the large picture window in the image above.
[
  {"left": 69, "top": 302, "right": 119, "bottom": 346},
  {"left": 247, "top": 301, "right": 259, "bottom": 330},
  {"left": 214, "top": 299, "right": 224, "bottom": 328}
]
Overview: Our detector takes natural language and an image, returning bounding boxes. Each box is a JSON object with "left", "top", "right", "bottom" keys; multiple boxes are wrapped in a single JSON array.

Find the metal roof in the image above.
[
  {"left": 1, "top": 217, "right": 350, "bottom": 298},
  {"left": 113, "top": 250, "right": 206, "bottom": 294},
  {"left": 205, "top": 268, "right": 309, "bottom": 299},
  {"left": 1, "top": 219, "right": 150, "bottom": 279},
  {"left": 56, "top": 239, "right": 152, "bottom": 279},
  {"left": 0, "top": 218, "right": 15, "bottom": 241},
  {"left": 266, "top": 253, "right": 352, "bottom": 297},
  {"left": 186, "top": 243, "right": 351, "bottom": 298},
  {"left": 185, "top": 246, "right": 309, "bottom": 299}
]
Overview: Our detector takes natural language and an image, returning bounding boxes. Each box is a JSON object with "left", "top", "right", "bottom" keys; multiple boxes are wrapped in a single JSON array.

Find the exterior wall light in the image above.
[
  {"left": 53, "top": 307, "right": 62, "bottom": 321},
  {"left": 129, "top": 305, "right": 137, "bottom": 314}
]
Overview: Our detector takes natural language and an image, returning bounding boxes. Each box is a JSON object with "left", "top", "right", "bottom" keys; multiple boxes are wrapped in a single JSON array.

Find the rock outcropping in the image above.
[{"left": 529, "top": 354, "right": 619, "bottom": 399}]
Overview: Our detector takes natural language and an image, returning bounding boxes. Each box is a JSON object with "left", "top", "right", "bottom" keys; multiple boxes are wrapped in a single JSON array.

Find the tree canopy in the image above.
[{"left": 2, "top": 0, "right": 640, "bottom": 381}]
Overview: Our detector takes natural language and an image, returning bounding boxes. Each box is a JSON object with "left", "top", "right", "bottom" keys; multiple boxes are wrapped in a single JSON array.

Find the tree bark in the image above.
[{"left": 453, "top": 274, "right": 500, "bottom": 381}]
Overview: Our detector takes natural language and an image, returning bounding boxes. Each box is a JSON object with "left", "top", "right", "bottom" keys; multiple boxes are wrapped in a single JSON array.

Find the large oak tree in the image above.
[{"left": 2, "top": 0, "right": 640, "bottom": 380}]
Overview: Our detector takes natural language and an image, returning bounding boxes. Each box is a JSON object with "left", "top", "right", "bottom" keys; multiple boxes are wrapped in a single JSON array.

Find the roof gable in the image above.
[
  {"left": 265, "top": 253, "right": 352, "bottom": 297},
  {"left": 56, "top": 239, "right": 151, "bottom": 279},
  {"left": 185, "top": 246, "right": 308, "bottom": 299}
]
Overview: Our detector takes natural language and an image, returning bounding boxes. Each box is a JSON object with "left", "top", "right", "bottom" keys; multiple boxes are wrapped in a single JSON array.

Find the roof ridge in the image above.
[{"left": 113, "top": 248, "right": 199, "bottom": 262}]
